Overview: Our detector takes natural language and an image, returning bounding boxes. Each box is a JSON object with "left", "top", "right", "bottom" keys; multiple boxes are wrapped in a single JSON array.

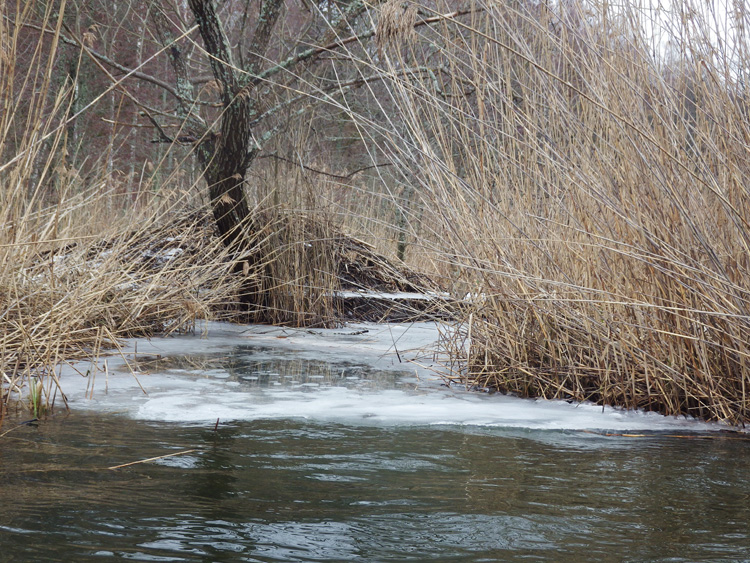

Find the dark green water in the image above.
[{"left": 1, "top": 413, "right": 749, "bottom": 562}]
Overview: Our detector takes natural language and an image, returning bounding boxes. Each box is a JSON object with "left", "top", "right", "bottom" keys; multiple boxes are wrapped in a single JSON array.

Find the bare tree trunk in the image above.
[
  {"left": 188, "top": 0, "right": 273, "bottom": 251},
  {"left": 195, "top": 128, "right": 254, "bottom": 252},
  {"left": 185, "top": 0, "right": 284, "bottom": 311}
]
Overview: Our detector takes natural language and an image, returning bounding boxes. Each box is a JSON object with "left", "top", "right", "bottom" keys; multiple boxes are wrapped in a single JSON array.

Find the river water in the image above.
[{"left": 1, "top": 322, "right": 749, "bottom": 562}]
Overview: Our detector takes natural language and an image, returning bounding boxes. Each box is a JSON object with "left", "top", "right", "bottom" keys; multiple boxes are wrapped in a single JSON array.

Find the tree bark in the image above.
[{"left": 188, "top": 0, "right": 254, "bottom": 251}]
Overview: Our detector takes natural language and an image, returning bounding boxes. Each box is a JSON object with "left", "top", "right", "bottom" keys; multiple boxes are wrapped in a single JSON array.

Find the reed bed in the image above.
[
  {"left": 5, "top": 0, "right": 750, "bottom": 428},
  {"left": 0, "top": 3, "right": 243, "bottom": 421},
  {"left": 0, "top": 196, "right": 244, "bottom": 419},
  {"left": 368, "top": 0, "right": 750, "bottom": 425}
]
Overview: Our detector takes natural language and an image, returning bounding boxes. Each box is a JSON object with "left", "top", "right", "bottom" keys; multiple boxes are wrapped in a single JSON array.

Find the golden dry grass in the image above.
[
  {"left": 0, "top": 4, "right": 244, "bottom": 421},
  {"left": 4, "top": 0, "right": 750, "bottom": 428},
  {"left": 368, "top": 0, "right": 750, "bottom": 425}
]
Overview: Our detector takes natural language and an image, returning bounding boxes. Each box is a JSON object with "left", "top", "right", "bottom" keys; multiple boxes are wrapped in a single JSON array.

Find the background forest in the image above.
[{"left": 2, "top": 0, "right": 750, "bottom": 426}]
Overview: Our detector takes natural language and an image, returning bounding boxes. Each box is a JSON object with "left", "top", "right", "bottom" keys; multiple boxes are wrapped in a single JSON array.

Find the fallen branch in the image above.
[{"left": 107, "top": 449, "right": 198, "bottom": 470}]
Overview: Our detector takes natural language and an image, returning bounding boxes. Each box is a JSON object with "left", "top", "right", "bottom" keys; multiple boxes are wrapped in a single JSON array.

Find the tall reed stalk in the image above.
[{"left": 364, "top": 0, "right": 750, "bottom": 424}]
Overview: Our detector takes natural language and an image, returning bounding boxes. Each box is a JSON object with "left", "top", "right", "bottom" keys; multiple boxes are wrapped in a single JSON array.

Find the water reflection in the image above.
[
  {"left": 1, "top": 412, "right": 749, "bottom": 562},
  {"left": 134, "top": 345, "right": 416, "bottom": 392}
]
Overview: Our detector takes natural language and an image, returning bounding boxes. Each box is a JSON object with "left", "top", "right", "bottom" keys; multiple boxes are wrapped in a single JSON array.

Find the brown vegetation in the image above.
[
  {"left": 3, "top": 0, "right": 750, "bottom": 427},
  {"left": 379, "top": 0, "right": 750, "bottom": 426}
]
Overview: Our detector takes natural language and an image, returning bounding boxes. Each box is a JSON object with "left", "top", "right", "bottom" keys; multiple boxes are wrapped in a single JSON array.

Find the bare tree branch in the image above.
[
  {"left": 153, "top": 9, "right": 196, "bottom": 118},
  {"left": 252, "top": 10, "right": 473, "bottom": 86},
  {"left": 259, "top": 153, "right": 392, "bottom": 180},
  {"left": 188, "top": 0, "right": 239, "bottom": 102},
  {"left": 7, "top": 15, "right": 197, "bottom": 104},
  {"left": 244, "top": 0, "right": 285, "bottom": 75}
]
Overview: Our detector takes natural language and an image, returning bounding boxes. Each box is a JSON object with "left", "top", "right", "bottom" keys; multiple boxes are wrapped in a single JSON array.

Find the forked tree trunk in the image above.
[
  {"left": 188, "top": 0, "right": 255, "bottom": 251},
  {"left": 187, "top": 0, "right": 288, "bottom": 311}
]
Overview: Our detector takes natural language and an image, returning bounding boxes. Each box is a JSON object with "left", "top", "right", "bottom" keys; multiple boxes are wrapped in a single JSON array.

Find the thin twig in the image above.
[
  {"left": 0, "top": 419, "right": 38, "bottom": 439},
  {"left": 107, "top": 449, "right": 198, "bottom": 470}
]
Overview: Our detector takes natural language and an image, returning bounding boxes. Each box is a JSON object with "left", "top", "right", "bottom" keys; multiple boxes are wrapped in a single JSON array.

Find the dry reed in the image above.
[
  {"left": 365, "top": 0, "right": 750, "bottom": 425},
  {"left": 5, "top": 0, "right": 750, "bottom": 429},
  {"left": 0, "top": 4, "right": 244, "bottom": 422}
]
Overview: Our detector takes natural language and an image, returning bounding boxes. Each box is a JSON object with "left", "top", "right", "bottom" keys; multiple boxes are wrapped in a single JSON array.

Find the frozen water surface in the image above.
[{"left": 58, "top": 321, "right": 721, "bottom": 433}]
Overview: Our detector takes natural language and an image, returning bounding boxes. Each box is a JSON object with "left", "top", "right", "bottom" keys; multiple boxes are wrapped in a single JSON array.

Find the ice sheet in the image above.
[{"left": 55, "top": 321, "right": 722, "bottom": 432}]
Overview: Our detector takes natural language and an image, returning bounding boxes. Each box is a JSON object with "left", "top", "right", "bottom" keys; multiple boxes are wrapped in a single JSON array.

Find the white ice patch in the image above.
[
  {"left": 56, "top": 321, "right": 721, "bottom": 433},
  {"left": 334, "top": 290, "right": 450, "bottom": 301},
  {"left": 142, "top": 246, "right": 184, "bottom": 263}
]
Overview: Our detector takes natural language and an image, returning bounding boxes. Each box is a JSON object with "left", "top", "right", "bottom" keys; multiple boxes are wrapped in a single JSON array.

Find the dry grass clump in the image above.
[
  {"left": 239, "top": 209, "right": 342, "bottom": 327},
  {"left": 0, "top": 201, "right": 243, "bottom": 419},
  {"left": 371, "top": 0, "right": 750, "bottom": 425},
  {"left": 443, "top": 285, "right": 750, "bottom": 423},
  {"left": 0, "top": 3, "right": 244, "bottom": 421}
]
